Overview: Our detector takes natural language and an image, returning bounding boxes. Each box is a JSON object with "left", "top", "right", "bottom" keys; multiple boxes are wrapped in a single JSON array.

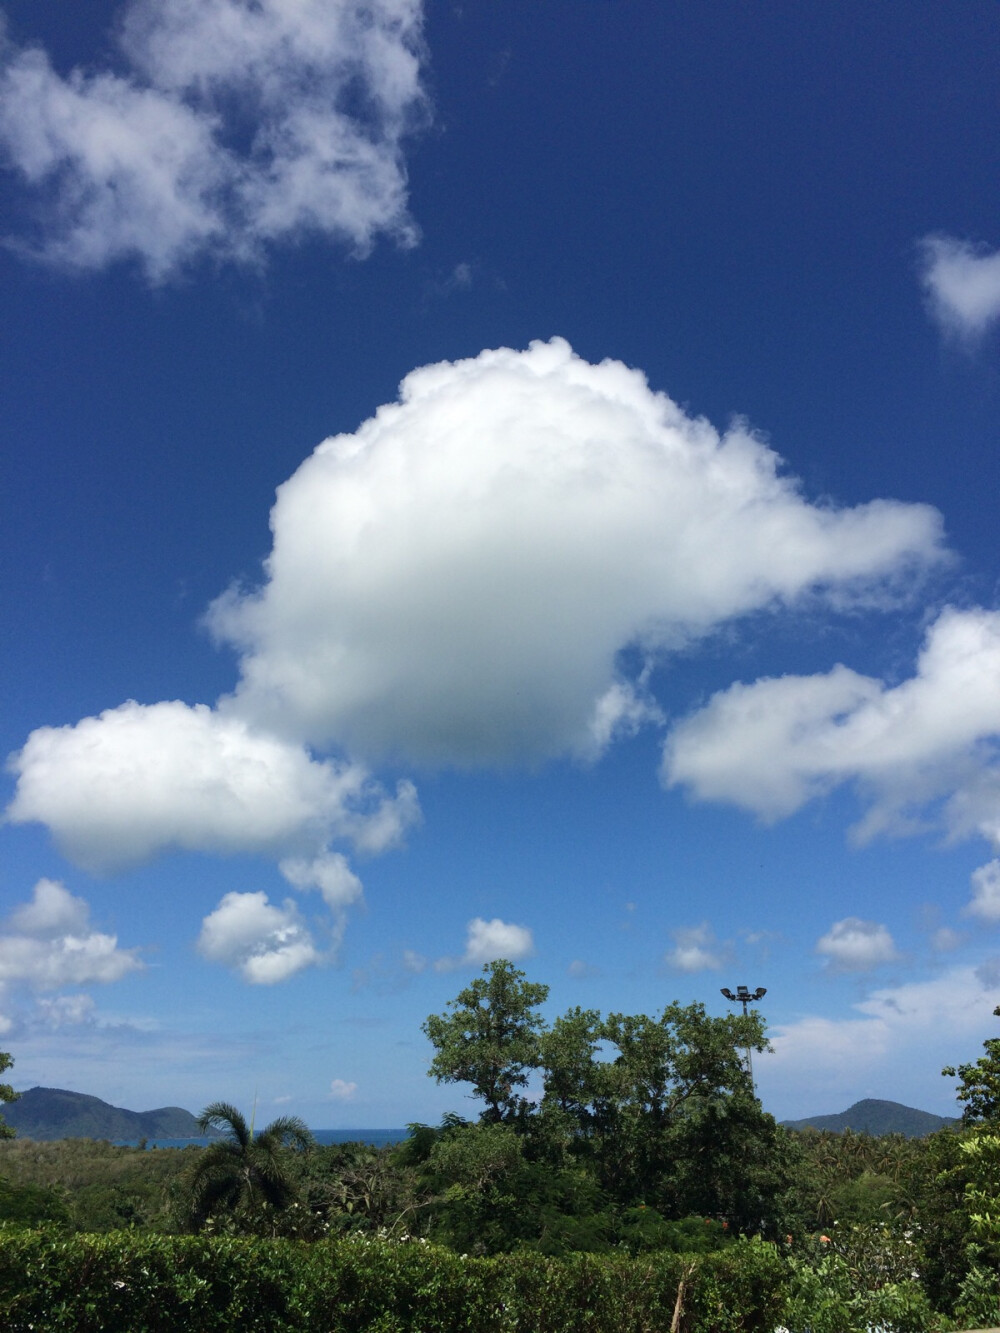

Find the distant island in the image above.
[
  {"left": 3, "top": 1087, "right": 211, "bottom": 1142},
  {"left": 780, "top": 1097, "right": 958, "bottom": 1138}
]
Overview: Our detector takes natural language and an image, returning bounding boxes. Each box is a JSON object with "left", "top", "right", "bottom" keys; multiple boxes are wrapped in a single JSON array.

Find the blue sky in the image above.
[{"left": 2, "top": 1, "right": 1000, "bottom": 1129}]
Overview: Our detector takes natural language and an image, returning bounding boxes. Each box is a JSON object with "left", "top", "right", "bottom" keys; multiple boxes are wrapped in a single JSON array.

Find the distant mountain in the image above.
[
  {"left": 3, "top": 1087, "right": 209, "bottom": 1142},
  {"left": 781, "top": 1098, "right": 958, "bottom": 1138}
]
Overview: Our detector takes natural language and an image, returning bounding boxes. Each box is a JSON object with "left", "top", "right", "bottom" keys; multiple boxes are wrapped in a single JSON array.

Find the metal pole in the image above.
[{"left": 720, "top": 984, "right": 766, "bottom": 1095}]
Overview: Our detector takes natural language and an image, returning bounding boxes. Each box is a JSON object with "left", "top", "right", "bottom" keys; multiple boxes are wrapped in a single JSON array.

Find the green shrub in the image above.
[
  {"left": 0, "top": 1228, "right": 790, "bottom": 1333},
  {"left": 781, "top": 1226, "right": 946, "bottom": 1333}
]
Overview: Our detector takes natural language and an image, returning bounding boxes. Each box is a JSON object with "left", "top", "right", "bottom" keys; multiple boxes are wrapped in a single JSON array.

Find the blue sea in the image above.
[{"left": 118, "top": 1128, "right": 411, "bottom": 1150}]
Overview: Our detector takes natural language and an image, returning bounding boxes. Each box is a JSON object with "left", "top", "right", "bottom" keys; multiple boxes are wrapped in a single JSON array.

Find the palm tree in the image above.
[{"left": 189, "top": 1100, "right": 314, "bottom": 1233}]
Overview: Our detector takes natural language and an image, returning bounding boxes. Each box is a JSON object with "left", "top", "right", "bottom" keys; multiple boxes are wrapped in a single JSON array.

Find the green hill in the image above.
[
  {"left": 3, "top": 1087, "right": 208, "bottom": 1141},
  {"left": 781, "top": 1097, "right": 957, "bottom": 1138}
]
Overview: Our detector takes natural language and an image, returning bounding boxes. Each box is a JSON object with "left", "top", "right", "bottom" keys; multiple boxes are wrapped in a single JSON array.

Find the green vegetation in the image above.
[
  {"left": 0, "top": 1136, "right": 196, "bottom": 1232},
  {"left": 0, "top": 1051, "right": 17, "bottom": 1141},
  {"left": 1, "top": 978, "right": 999, "bottom": 1330},
  {"left": 189, "top": 1102, "right": 313, "bottom": 1234},
  {"left": 0, "top": 1229, "right": 788, "bottom": 1333},
  {"left": 943, "top": 1002, "right": 1000, "bottom": 1125}
]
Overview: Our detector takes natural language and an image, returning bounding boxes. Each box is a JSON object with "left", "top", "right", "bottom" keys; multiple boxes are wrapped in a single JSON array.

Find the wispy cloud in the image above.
[
  {"left": 0, "top": 879, "right": 143, "bottom": 1033},
  {"left": 764, "top": 964, "right": 998, "bottom": 1113},
  {"left": 964, "top": 859, "right": 1000, "bottom": 922},
  {"left": 0, "top": 0, "right": 428, "bottom": 280},
  {"left": 665, "top": 922, "right": 726, "bottom": 973}
]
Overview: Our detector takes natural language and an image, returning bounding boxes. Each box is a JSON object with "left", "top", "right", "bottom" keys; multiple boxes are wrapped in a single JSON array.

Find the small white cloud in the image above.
[
  {"left": 567, "top": 959, "right": 599, "bottom": 979},
  {"left": 402, "top": 948, "right": 426, "bottom": 974},
  {"left": 919, "top": 234, "right": 1000, "bottom": 339},
  {"left": 435, "top": 916, "right": 535, "bottom": 972},
  {"left": 0, "top": 0, "right": 427, "bottom": 280},
  {"left": 330, "top": 1078, "right": 357, "bottom": 1101},
  {"left": 273, "top": 1094, "right": 292, "bottom": 1105},
  {"left": 0, "top": 880, "right": 143, "bottom": 991},
  {"left": 964, "top": 859, "right": 1000, "bottom": 922},
  {"left": 279, "top": 852, "right": 363, "bottom": 910},
  {"left": 197, "top": 890, "right": 320, "bottom": 985},
  {"left": 584, "top": 679, "right": 663, "bottom": 758},
  {"left": 665, "top": 922, "right": 724, "bottom": 973},
  {"left": 816, "top": 917, "right": 898, "bottom": 973}
]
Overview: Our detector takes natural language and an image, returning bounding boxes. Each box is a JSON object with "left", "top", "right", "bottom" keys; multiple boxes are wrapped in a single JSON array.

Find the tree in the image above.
[
  {"left": 0, "top": 1052, "right": 18, "bottom": 1140},
  {"left": 587, "top": 1002, "right": 771, "bottom": 1218},
  {"left": 423, "top": 967, "right": 793, "bottom": 1239},
  {"left": 188, "top": 1100, "right": 314, "bottom": 1233},
  {"left": 423, "top": 960, "right": 549, "bottom": 1123},
  {"left": 943, "top": 1005, "right": 1000, "bottom": 1124}
]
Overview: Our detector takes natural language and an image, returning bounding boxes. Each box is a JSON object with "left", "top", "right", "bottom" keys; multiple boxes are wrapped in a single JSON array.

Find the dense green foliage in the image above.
[
  {"left": 0, "top": 1137, "right": 195, "bottom": 1232},
  {"left": 0, "top": 1229, "right": 788, "bottom": 1333},
  {"left": 1, "top": 981, "right": 999, "bottom": 1329},
  {"left": 188, "top": 1102, "right": 314, "bottom": 1234},
  {"left": 417, "top": 962, "right": 792, "bottom": 1248}
]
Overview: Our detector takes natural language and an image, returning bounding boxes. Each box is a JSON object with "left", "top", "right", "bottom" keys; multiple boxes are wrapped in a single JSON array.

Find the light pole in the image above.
[{"left": 720, "top": 984, "right": 767, "bottom": 1092}]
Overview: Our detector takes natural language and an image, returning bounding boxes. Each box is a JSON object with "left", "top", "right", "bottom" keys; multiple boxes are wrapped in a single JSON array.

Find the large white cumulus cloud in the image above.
[
  {"left": 209, "top": 338, "right": 945, "bottom": 767},
  {"left": 6, "top": 699, "right": 418, "bottom": 874},
  {"left": 0, "top": 0, "right": 426, "bottom": 279}
]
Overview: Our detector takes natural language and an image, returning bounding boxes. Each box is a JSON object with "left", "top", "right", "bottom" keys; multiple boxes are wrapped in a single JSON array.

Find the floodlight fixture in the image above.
[{"left": 720, "top": 984, "right": 766, "bottom": 1013}]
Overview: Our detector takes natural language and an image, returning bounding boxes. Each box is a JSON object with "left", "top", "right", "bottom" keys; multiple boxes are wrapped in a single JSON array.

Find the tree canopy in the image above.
[
  {"left": 0, "top": 1052, "right": 17, "bottom": 1141},
  {"left": 421, "top": 960, "right": 785, "bottom": 1240},
  {"left": 422, "top": 960, "right": 549, "bottom": 1123}
]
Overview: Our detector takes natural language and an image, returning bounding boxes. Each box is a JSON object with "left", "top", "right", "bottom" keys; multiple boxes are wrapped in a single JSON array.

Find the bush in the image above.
[
  {"left": 781, "top": 1226, "right": 946, "bottom": 1333},
  {"left": 0, "top": 1228, "right": 788, "bottom": 1333}
]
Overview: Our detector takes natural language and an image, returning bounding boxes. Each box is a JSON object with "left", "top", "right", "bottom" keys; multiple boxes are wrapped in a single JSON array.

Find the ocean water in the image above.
[{"left": 117, "top": 1128, "right": 411, "bottom": 1150}]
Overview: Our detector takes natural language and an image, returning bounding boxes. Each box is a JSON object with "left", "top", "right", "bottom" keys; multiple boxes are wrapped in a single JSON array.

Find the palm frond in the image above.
[
  {"left": 197, "top": 1101, "right": 251, "bottom": 1146},
  {"left": 258, "top": 1115, "right": 314, "bottom": 1152}
]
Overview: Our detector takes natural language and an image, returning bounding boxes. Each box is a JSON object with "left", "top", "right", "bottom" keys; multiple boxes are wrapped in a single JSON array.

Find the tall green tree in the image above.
[
  {"left": 188, "top": 1101, "right": 313, "bottom": 1233},
  {"left": 0, "top": 1052, "right": 18, "bottom": 1140},
  {"left": 423, "top": 960, "right": 549, "bottom": 1123},
  {"left": 588, "top": 1003, "right": 768, "bottom": 1213}
]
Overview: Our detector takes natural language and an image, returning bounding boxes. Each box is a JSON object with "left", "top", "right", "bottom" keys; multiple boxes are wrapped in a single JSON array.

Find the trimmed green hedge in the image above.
[{"left": 0, "top": 1228, "right": 787, "bottom": 1333}]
